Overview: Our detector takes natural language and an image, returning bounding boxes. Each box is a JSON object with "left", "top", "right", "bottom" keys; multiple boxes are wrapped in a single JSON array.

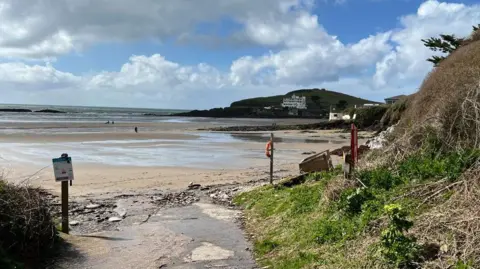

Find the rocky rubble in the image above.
[
  {"left": 366, "top": 125, "right": 396, "bottom": 149},
  {"left": 42, "top": 190, "right": 201, "bottom": 234},
  {"left": 152, "top": 191, "right": 199, "bottom": 207}
]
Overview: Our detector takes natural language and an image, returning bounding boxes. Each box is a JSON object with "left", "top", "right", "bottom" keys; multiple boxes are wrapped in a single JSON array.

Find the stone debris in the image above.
[
  {"left": 85, "top": 204, "right": 102, "bottom": 209},
  {"left": 153, "top": 191, "right": 199, "bottom": 207},
  {"left": 115, "top": 207, "right": 127, "bottom": 218},
  {"left": 366, "top": 125, "right": 396, "bottom": 149},
  {"left": 188, "top": 182, "right": 202, "bottom": 190},
  {"left": 108, "top": 217, "right": 122, "bottom": 222},
  {"left": 207, "top": 187, "right": 241, "bottom": 205}
]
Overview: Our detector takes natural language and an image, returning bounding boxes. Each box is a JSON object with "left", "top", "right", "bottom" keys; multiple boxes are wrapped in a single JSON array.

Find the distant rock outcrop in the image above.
[
  {"left": 34, "top": 109, "right": 66, "bottom": 113},
  {"left": 0, "top": 108, "right": 32, "bottom": 112}
]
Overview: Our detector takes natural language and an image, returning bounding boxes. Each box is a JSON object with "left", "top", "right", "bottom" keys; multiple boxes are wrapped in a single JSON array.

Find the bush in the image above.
[
  {"left": 339, "top": 188, "right": 375, "bottom": 215},
  {"left": 380, "top": 96, "right": 410, "bottom": 129},
  {"left": 354, "top": 105, "right": 389, "bottom": 129},
  {"left": 0, "top": 180, "right": 58, "bottom": 266},
  {"left": 377, "top": 204, "right": 420, "bottom": 268}
]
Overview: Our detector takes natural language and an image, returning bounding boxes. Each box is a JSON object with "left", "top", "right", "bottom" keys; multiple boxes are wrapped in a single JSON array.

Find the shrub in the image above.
[
  {"left": 339, "top": 188, "right": 375, "bottom": 215},
  {"left": 380, "top": 96, "right": 410, "bottom": 129},
  {"left": 377, "top": 204, "right": 420, "bottom": 268},
  {"left": 357, "top": 167, "right": 404, "bottom": 190},
  {"left": 0, "top": 180, "right": 58, "bottom": 266},
  {"left": 354, "top": 105, "right": 389, "bottom": 129}
]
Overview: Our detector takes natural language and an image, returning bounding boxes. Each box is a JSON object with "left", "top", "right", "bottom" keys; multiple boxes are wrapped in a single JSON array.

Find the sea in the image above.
[
  {"left": 0, "top": 104, "right": 188, "bottom": 123},
  {"left": 0, "top": 104, "right": 328, "bottom": 169}
]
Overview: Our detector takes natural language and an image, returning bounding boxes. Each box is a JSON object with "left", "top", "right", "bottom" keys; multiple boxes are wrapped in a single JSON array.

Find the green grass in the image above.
[{"left": 235, "top": 149, "right": 480, "bottom": 269}]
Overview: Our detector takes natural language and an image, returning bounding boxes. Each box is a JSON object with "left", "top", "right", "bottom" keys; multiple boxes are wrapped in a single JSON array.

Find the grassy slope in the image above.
[
  {"left": 234, "top": 147, "right": 480, "bottom": 269},
  {"left": 230, "top": 88, "right": 379, "bottom": 108}
]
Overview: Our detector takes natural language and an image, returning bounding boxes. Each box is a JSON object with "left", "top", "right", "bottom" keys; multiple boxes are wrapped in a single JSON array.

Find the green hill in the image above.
[
  {"left": 173, "top": 88, "right": 380, "bottom": 118},
  {"left": 230, "top": 88, "right": 379, "bottom": 109}
]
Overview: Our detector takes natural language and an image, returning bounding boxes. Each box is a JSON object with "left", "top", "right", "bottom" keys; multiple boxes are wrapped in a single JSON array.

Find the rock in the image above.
[
  {"left": 85, "top": 204, "right": 101, "bottom": 209},
  {"left": 301, "top": 151, "right": 316, "bottom": 155},
  {"left": 0, "top": 108, "right": 32, "bottom": 112},
  {"left": 188, "top": 182, "right": 201, "bottom": 190},
  {"left": 69, "top": 221, "right": 79, "bottom": 226},
  {"left": 108, "top": 216, "right": 122, "bottom": 222},
  {"left": 115, "top": 208, "right": 127, "bottom": 218},
  {"left": 34, "top": 109, "right": 66, "bottom": 113},
  {"left": 366, "top": 125, "right": 396, "bottom": 149}
]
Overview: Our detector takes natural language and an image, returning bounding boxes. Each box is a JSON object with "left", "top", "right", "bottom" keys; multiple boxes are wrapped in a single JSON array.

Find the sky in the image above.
[{"left": 0, "top": 0, "right": 479, "bottom": 109}]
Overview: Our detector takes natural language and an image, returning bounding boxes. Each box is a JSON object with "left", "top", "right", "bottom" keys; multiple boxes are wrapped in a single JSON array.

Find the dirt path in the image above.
[{"left": 47, "top": 184, "right": 259, "bottom": 269}]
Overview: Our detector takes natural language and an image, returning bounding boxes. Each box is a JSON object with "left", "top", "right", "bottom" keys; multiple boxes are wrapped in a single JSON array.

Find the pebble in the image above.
[
  {"left": 69, "top": 221, "right": 79, "bottom": 226},
  {"left": 108, "top": 216, "right": 122, "bottom": 222},
  {"left": 86, "top": 204, "right": 101, "bottom": 209},
  {"left": 115, "top": 208, "right": 127, "bottom": 218}
]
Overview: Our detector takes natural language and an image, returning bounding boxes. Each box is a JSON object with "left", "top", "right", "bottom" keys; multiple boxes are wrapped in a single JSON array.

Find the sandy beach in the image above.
[{"left": 0, "top": 116, "right": 368, "bottom": 197}]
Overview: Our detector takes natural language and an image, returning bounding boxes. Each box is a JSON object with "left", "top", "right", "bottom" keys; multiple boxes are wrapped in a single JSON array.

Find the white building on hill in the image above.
[{"left": 281, "top": 94, "right": 307, "bottom": 110}]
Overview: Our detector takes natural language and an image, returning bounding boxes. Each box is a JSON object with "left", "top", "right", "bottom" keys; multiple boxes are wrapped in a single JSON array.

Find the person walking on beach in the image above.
[{"left": 134, "top": 127, "right": 138, "bottom": 133}]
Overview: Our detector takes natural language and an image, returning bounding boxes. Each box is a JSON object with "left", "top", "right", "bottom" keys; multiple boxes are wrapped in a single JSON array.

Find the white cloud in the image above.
[
  {"left": 0, "top": 0, "right": 315, "bottom": 59},
  {"left": 0, "top": 0, "right": 480, "bottom": 108},
  {"left": 373, "top": 0, "right": 480, "bottom": 89}
]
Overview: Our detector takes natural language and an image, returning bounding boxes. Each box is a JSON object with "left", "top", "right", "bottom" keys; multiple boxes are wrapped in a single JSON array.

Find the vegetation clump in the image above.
[
  {"left": 0, "top": 179, "right": 58, "bottom": 268},
  {"left": 235, "top": 24, "right": 480, "bottom": 269}
]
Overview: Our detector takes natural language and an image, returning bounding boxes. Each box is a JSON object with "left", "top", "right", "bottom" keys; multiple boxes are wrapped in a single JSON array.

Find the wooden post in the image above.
[
  {"left": 270, "top": 133, "right": 274, "bottom": 184},
  {"left": 61, "top": 181, "right": 69, "bottom": 234}
]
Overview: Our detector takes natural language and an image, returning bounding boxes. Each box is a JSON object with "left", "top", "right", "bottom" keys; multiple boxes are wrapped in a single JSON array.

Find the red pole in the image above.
[{"left": 351, "top": 123, "right": 358, "bottom": 165}]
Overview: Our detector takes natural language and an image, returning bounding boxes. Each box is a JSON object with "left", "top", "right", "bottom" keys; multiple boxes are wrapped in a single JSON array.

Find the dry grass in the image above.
[
  {"left": 398, "top": 39, "right": 480, "bottom": 151},
  {"left": 320, "top": 177, "right": 357, "bottom": 205},
  {"left": 0, "top": 178, "right": 58, "bottom": 266},
  {"left": 408, "top": 161, "right": 480, "bottom": 268},
  {"left": 365, "top": 36, "right": 480, "bottom": 268}
]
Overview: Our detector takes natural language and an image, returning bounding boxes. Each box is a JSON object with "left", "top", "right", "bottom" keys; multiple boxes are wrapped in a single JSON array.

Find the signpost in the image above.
[{"left": 52, "top": 153, "right": 74, "bottom": 234}]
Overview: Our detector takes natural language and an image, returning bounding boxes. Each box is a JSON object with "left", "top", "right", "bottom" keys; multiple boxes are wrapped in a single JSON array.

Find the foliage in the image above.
[
  {"left": 454, "top": 260, "right": 475, "bottom": 269},
  {"left": 380, "top": 96, "right": 409, "bottom": 129},
  {"left": 354, "top": 105, "right": 389, "bottom": 129},
  {"left": 235, "top": 145, "right": 480, "bottom": 268},
  {"left": 339, "top": 188, "right": 374, "bottom": 215},
  {"left": 422, "top": 24, "right": 480, "bottom": 66},
  {"left": 377, "top": 204, "right": 420, "bottom": 268},
  {"left": 0, "top": 179, "right": 58, "bottom": 266},
  {"left": 255, "top": 239, "right": 279, "bottom": 255},
  {"left": 336, "top": 100, "right": 348, "bottom": 110}
]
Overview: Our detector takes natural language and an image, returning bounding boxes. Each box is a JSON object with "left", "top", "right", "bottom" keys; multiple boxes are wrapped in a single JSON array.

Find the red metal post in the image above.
[{"left": 351, "top": 123, "right": 358, "bottom": 165}]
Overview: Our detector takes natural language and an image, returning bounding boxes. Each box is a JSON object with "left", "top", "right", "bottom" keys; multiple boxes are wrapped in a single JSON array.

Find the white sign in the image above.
[{"left": 52, "top": 157, "right": 74, "bottom": 182}]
